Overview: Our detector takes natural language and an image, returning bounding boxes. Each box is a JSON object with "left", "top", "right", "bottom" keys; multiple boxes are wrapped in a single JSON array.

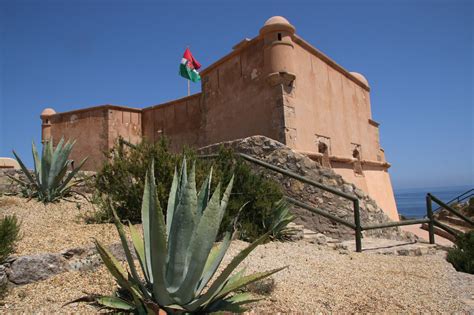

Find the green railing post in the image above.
[
  {"left": 426, "top": 194, "right": 435, "bottom": 244},
  {"left": 353, "top": 199, "right": 362, "bottom": 252}
]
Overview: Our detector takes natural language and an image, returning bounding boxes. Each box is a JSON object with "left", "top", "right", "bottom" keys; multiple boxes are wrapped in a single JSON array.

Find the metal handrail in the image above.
[
  {"left": 422, "top": 192, "right": 474, "bottom": 242},
  {"left": 433, "top": 188, "right": 474, "bottom": 213},
  {"left": 429, "top": 193, "right": 474, "bottom": 226}
]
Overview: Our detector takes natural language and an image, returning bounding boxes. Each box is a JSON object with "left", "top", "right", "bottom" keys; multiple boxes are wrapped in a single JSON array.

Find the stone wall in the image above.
[{"left": 199, "top": 136, "right": 405, "bottom": 240}]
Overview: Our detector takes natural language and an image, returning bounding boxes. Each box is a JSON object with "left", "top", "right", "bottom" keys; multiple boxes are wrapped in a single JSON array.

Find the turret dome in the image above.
[
  {"left": 260, "top": 16, "right": 295, "bottom": 35},
  {"left": 264, "top": 16, "right": 291, "bottom": 26},
  {"left": 350, "top": 72, "right": 369, "bottom": 87},
  {"left": 41, "top": 108, "right": 56, "bottom": 119}
]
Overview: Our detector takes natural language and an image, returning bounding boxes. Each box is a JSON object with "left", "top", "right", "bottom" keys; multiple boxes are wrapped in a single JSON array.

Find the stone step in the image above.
[
  {"left": 440, "top": 215, "right": 473, "bottom": 229},
  {"left": 340, "top": 237, "right": 438, "bottom": 256}
]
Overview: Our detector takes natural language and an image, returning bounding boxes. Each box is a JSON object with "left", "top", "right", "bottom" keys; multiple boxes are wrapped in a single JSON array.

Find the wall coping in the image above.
[
  {"left": 51, "top": 104, "right": 142, "bottom": 117},
  {"left": 142, "top": 93, "right": 202, "bottom": 112},
  {"left": 200, "top": 32, "right": 370, "bottom": 92},
  {"left": 292, "top": 35, "right": 370, "bottom": 91},
  {"left": 200, "top": 37, "right": 259, "bottom": 77}
]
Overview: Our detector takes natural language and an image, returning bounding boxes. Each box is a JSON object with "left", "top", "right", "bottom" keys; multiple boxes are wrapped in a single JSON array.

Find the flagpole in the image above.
[{"left": 186, "top": 44, "right": 190, "bottom": 96}]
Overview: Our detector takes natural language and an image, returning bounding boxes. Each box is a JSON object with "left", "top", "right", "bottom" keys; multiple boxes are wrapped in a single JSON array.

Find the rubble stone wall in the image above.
[{"left": 199, "top": 136, "right": 404, "bottom": 240}]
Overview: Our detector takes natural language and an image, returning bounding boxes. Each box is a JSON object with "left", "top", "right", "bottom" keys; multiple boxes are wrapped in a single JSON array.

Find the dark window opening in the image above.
[
  {"left": 318, "top": 142, "right": 331, "bottom": 168},
  {"left": 277, "top": 33, "right": 282, "bottom": 41},
  {"left": 318, "top": 142, "right": 328, "bottom": 154},
  {"left": 353, "top": 149, "right": 360, "bottom": 160},
  {"left": 353, "top": 149, "right": 363, "bottom": 175}
]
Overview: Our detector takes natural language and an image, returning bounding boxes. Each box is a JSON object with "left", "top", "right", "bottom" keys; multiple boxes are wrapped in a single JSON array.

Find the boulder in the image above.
[{"left": 7, "top": 254, "right": 69, "bottom": 285}]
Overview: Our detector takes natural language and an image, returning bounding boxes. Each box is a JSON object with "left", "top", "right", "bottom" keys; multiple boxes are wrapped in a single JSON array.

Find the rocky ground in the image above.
[{"left": 1, "top": 196, "right": 473, "bottom": 313}]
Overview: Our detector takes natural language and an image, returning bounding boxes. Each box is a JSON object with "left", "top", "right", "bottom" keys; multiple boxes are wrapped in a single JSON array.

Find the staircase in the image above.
[{"left": 421, "top": 189, "right": 474, "bottom": 242}]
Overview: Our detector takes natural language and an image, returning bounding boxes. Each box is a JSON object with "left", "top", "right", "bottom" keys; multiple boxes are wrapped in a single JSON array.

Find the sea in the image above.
[{"left": 394, "top": 185, "right": 472, "bottom": 219}]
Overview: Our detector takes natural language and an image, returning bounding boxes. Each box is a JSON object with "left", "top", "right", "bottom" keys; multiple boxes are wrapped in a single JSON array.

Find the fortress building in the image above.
[{"left": 40, "top": 16, "right": 399, "bottom": 220}]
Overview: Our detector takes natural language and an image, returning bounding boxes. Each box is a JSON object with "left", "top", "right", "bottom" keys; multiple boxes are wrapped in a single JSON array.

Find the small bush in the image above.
[
  {"left": 0, "top": 214, "right": 21, "bottom": 263},
  {"left": 93, "top": 138, "right": 284, "bottom": 241},
  {"left": 446, "top": 230, "right": 474, "bottom": 274},
  {"left": 94, "top": 138, "right": 179, "bottom": 223},
  {"left": 196, "top": 148, "right": 284, "bottom": 241}
]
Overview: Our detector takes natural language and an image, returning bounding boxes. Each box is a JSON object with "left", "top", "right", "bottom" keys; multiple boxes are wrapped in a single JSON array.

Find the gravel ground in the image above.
[
  {"left": 0, "top": 196, "right": 118, "bottom": 256},
  {"left": 1, "top": 196, "right": 473, "bottom": 313}
]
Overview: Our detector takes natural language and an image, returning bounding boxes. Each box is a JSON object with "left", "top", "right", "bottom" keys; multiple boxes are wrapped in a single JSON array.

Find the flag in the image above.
[{"left": 179, "top": 48, "right": 201, "bottom": 82}]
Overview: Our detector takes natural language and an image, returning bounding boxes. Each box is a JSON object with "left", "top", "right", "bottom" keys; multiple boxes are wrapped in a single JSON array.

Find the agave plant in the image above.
[
  {"left": 266, "top": 199, "right": 296, "bottom": 241},
  {"left": 11, "top": 138, "right": 87, "bottom": 203},
  {"left": 82, "top": 159, "right": 285, "bottom": 313}
]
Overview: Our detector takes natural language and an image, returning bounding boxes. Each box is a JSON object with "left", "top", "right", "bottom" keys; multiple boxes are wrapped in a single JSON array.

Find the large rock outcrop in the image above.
[{"left": 199, "top": 136, "right": 406, "bottom": 240}]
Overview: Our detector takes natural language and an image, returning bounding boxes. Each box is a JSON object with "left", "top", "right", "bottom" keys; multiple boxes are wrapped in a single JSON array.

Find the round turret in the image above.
[
  {"left": 350, "top": 72, "right": 370, "bottom": 88},
  {"left": 260, "top": 16, "right": 296, "bottom": 76},
  {"left": 41, "top": 108, "right": 56, "bottom": 143}
]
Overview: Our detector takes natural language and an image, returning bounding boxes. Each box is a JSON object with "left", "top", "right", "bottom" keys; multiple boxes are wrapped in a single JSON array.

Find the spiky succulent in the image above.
[
  {"left": 84, "top": 159, "right": 285, "bottom": 313},
  {"left": 266, "top": 199, "right": 296, "bottom": 241},
  {"left": 11, "top": 138, "right": 87, "bottom": 203}
]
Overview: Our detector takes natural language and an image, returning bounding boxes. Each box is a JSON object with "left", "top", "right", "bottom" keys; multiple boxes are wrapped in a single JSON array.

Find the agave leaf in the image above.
[
  {"left": 166, "top": 167, "right": 179, "bottom": 237},
  {"left": 94, "top": 240, "right": 143, "bottom": 303},
  {"left": 47, "top": 137, "right": 65, "bottom": 188},
  {"left": 50, "top": 162, "right": 71, "bottom": 195},
  {"left": 141, "top": 161, "right": 173, "bottom": 306},
  {"left": 174, "top": 177, "right": 230, "bottom": 303},
  {"left": 196, "top": 166, "right": 213, "bottom": 216},
  {"left": 110, "top": 205, "right": 150, "bottom": 298},
  {"left": 224, "top": 267, "right": 246, "bottom": 287},
  {"left": 166, "top": 161, "right": 198, "bottom": 292},
  {"left": 56, "top": 140, "right": 76, "bottom": 171},
  {"left": 206, "top": 292, "right": 261, "bottom": 313},
  {"left": 51, "top": 139, "right": 77, "bottom": 189},
  {"left": 41, "top": 139, "right": 53, "bottom": 195},
  {"left": 185, "top": 231, "right": 271, "bottom": 311},
  {"left": 224, "top": 292, "right": 255, "bottom": 304},
  {"left": 195, "top": 232, "right": 232, "bottom": 295},
  {"left": 31, "top": 141, "right": 41, "bottom": 184},
  {"left": 128, "top": 222, "right": 150, "bottom": 283},
  {"left": 178, "top": 157, "right": 188, "bottom": 195},
  {"left": 194, "top": 186, "right": 243, "bottom": 297},
  {"left": 218, "top": 175, "right": 234, "bottom": 220},
  {"left": 56, "top": 157, "right": 88, "bottom": 195},
  {"left": 214, "top": 266, "right": 286, "bottom": 301},
  {"left": 96, "top": 296, "right": 135, "bottom": 310},
  {"left": 12, "top": 150, "right": 38, "bottom": 189}
]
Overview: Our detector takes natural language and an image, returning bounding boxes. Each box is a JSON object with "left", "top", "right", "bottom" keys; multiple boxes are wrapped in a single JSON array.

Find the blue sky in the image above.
[{"left": 0, "top": 0, "right": 472, "bottom": 190}]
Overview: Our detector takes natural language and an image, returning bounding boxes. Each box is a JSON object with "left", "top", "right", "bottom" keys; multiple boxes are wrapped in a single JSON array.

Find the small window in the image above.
[
  {"left": 45, "top": 119, "right": 49, "bottom": 124},
  {"left": 318, "top": 142, "right": 331, "bottom": 168},
  {"left": 277, "top": 33, "right": 282, "bottom": 41},
  {"left": 353, "top": 148, "right": 363, "bottom": 175}
]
